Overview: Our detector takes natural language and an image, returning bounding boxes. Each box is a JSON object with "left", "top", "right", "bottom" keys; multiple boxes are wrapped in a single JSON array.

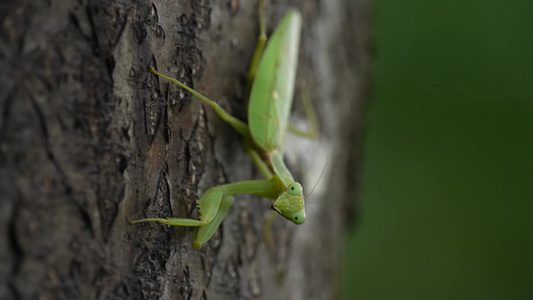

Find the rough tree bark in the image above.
[{"left": 0, "top": 0, "right": 371, "bottom": 299}]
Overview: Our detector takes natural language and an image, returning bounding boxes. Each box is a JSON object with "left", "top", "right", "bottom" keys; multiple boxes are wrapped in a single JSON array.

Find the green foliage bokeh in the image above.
[{"left": 344, "top": 0, "right": 533, "bottom": 298}]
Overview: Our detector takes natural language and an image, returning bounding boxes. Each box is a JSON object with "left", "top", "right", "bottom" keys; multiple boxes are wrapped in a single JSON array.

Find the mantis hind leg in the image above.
[
  {"left": 246, "top": 0, "right": 267, "bottom": 89},
  {"left": 288, "top": 84, "right": 318, "bottom": 140}
]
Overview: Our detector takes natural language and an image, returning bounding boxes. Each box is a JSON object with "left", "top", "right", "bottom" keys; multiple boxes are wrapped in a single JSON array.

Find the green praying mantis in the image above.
[{"left": 132, "top": 5, "right": 318, "bottom": 249}]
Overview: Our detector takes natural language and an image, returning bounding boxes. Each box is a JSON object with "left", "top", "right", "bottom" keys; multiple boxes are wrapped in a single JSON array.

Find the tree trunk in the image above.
[{"left": 0, "top": 0, "right": 371, "bottom": 299}]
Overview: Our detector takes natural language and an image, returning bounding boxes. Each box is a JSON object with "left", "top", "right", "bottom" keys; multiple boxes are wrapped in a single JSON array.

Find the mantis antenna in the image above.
[{"left": 304, "top": 160, "right": 328, "bottom": 200}]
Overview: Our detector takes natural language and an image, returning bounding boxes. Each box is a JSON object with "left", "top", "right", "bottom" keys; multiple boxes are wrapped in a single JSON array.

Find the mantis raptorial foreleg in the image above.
[{"left": 132, "top": 179, "right": 281, "bottom": 249}]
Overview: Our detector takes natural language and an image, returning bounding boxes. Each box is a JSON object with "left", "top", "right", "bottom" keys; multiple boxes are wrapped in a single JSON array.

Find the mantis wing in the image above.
[{"left": 248, "top": 9, "right": 301, "bottom": 153}]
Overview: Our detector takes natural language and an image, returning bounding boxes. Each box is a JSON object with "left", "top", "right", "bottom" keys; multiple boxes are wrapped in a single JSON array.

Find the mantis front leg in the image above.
[{"left": 132, "top": 179, "right": 281, "bottom": 249}]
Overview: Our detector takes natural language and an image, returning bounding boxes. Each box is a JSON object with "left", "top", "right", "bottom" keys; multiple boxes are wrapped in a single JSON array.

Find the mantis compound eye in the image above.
[
  {"left": 287, "top": 182, "right": 303, "bottom": 196},
  {"left": 290, "top": 211, "right": 306, "bottom": 225}
]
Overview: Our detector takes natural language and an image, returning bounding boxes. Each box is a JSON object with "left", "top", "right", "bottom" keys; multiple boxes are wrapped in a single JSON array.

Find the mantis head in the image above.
[{"left": 271, "top": 182, "right": 306, "bottom": 225}]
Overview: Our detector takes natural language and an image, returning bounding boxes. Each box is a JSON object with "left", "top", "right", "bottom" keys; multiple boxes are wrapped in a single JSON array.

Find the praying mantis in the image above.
[{"left": 132, "top": 5, "right": 317, "bottom": 249}]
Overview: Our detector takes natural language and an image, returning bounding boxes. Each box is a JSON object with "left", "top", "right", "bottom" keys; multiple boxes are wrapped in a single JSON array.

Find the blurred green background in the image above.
[{"left": 344, "top": 0, "right": 533, "bottom": 299}]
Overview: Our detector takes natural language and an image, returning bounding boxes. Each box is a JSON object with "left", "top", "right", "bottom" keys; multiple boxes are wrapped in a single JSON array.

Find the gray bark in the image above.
[{"left": 0, "top": 0, "right": 371, "bottom": 299}]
